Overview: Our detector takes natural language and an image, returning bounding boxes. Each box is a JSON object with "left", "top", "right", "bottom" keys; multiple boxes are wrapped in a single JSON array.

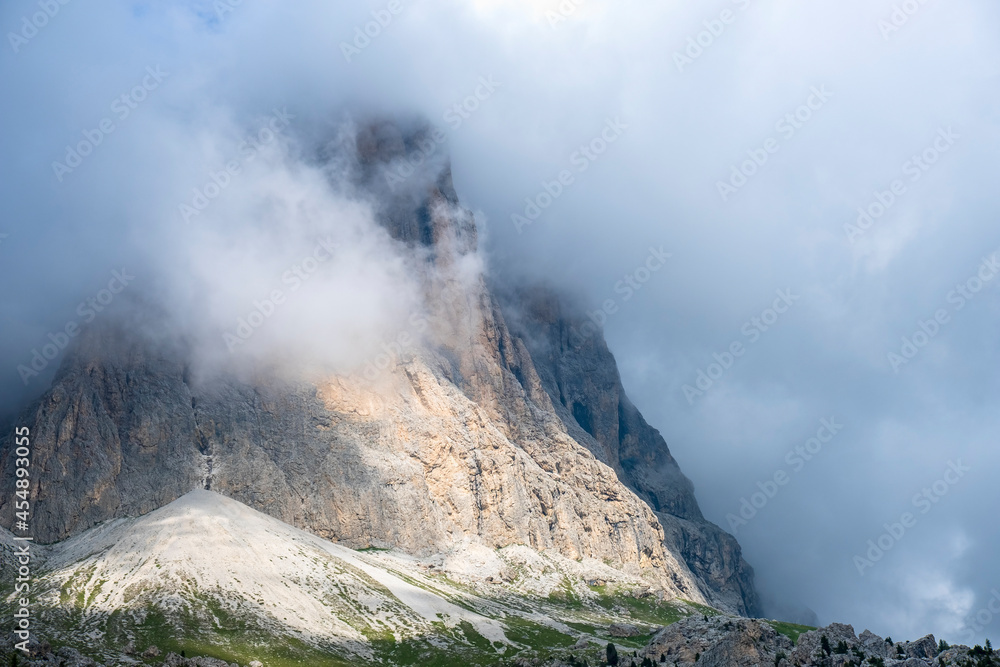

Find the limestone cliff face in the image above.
[
  {"left": 0, "top": 120, "right": 758, "bottom": 615},
  {"left": 501, "top": 289, "right": 702, "bottom": 521},
  {"left": 501, "top": 289, "right": 759, "bottom": 616}
]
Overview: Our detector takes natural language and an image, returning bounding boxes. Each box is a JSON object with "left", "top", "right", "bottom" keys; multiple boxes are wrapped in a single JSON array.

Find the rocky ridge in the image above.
[
  {"left": 499, "top": 617, "right": 998, "bottom": 667},
  {"left": 633, "top": 616, "right": 996, "bottom": 667}
]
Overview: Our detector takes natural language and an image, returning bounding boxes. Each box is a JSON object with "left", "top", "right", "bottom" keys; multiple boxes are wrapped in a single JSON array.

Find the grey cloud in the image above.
[{"left": 1, "top": 0, "right": 998, "bottom": 645}]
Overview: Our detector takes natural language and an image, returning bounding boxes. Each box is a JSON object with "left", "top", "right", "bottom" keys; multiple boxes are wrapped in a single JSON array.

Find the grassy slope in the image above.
[
  {"left": 5, "top": 571, "right": 726, "bottom": 666},
  {"left": 767, "top": 620, "right": 818, "bottom": 644}
]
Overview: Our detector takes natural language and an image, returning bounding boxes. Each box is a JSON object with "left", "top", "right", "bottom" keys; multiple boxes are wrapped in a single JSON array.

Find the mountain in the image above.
[
  {"left": 0, "top": 120, "right": 759, "bottom": 664},
  {"left": 0, "top": 489, "right": 732, "bottom": 666},
  {"left": 2, "top": 493, "right": 994, "bottom": 666}
]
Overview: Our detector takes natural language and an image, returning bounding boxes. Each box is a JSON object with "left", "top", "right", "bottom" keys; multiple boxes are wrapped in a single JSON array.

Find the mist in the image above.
[{"left": 1, "top": 0, "right": 999, "bottom": 645}]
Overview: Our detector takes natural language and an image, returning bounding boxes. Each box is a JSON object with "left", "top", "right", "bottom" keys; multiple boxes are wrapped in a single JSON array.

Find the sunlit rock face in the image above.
[{"left": 0, "top": 120, "right": 758, "bottom": 616}]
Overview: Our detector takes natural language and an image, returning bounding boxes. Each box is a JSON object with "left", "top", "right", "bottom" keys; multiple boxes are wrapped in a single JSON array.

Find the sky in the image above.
[{"left": 2, "top": 0, "right": 999, "bottom": 646}]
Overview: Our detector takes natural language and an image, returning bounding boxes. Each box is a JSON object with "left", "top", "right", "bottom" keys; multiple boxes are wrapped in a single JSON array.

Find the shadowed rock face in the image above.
[
  {"left": 501, "top": 288, "right": 703, "bottom": 522},
  {"left": 0, "top": 120, "right": 758, "bottom": 616},
  {"left": 501, "top": 288, "right": 759, "bottom": 616}
]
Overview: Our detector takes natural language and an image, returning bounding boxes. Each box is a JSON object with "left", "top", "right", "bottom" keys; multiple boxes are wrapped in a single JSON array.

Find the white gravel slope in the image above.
[{"left": 37, "top": 489, "right": 507, "bottom": 646}]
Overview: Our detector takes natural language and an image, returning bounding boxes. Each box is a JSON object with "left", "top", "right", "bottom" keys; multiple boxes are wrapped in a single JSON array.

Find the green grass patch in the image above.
[
  {"left": 546, "top": 576, "right": 584, "bottom": 609},
  {"left": 679, "top": 599, "right": 722, "bottom": 617},
  {"left": 132, "top": 607, "right": 353, "bottom": 667},
  {"left": 592, "top": 591, "right": 689, "bottom": 627},
  {"left": 613, "top": 632, "right": 657, "bottom": 649},
  {"left": 459, "top": 620, "right": 494, "bottom": 652},
  {"left": 564, "top": 620, "right": 599, "bottom": 634},
  {"left": 503, "top": 616, "right": 576, "bottom": 650},
  {"left": 766, "top": 620, "right": 816, "bottom": 645},
  {"left": 370, "top": 634, "right": 503, "bottom": 667}
]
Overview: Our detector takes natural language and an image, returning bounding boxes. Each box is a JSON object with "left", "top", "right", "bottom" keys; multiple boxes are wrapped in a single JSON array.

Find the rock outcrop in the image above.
[
  {"left": 640, "top": 618, "right": 996, "bottom": 667},
  {"left": 642, "top": 615, "right": 794, "bottom": 667}
]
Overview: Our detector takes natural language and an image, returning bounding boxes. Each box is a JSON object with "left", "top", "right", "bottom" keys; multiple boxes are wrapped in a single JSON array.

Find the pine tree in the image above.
[{"left": 606, "top": 642, "right": 619, "bottom": 666}]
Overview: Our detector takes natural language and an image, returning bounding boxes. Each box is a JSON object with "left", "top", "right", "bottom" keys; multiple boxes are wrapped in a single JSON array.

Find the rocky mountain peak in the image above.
[{"left": 1, "top": 122, "right": 759, "bottom": 650}]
